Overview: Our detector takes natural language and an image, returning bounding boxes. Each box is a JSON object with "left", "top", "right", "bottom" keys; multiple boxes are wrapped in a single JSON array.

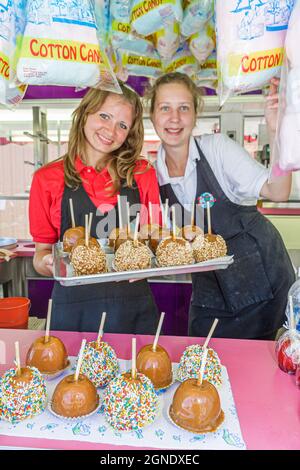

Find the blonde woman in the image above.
[
  {"left": 148, "top": 72, "right": 295, "bottom": 340},
  {"left": 29, "top": 84, "right": 160, "bottom": 333}
]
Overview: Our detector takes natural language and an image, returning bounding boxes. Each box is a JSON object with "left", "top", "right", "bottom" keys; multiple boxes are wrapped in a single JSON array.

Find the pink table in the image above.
[{"left": 0, "top": 329, "right": 299, "bottom": 450}]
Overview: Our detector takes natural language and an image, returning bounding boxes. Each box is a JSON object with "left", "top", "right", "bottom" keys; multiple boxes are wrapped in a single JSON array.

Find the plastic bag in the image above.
[
  {"left": 163, "top": 43, "right": 199, "bottom": 76},
  {"left": 150, "top": 21, "right": 180, "bottom": 60},
  {"left": 181, "top": 0, "right": 213, "bottom": 38},
  {"left": 194, "top": 50, "right": 217, "bottom": 90},
  {"left": 116, "top": 39, "right": 162, "bottom": 79},
  {"left": 188, "top": 20, "right": 215, "bottom": 65},
  {"left": 130, "top": 0, "right": 182, "bottom": 37},
  {"left": 16, "top": 0, "right": 120, "bottom": 93},
  {"left": 216, "top": 0, "right": 296, "bottom": 106},
  {"left": 271, "top": 0, "right": 300, "bottom": 175},
  {"left": 0, "top": 0, "right": 27, "bottom": 107},
  {"left": 275, "top": 328, "right": 300, "bottom": 374},
  {"left": 93, "top": 0, "right": 111, "bottom": 46}
]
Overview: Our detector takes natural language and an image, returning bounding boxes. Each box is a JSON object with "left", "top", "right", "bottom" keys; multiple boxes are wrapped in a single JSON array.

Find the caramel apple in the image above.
[
  {"left": 156, "top": 236, "right": 194, "bottom": 267},
  {"left": 108, "top": 227, "right": 128, "bottom": 248},
  {"left": 71, "top": 236, "right": 100, "bottom": 253},
  {"left": 136, "top": 344, "right": 173, "bottom": 389},
  {"left": 103, "top": 371, "right": 158, "bottom": 430},
  {"left": 169, "top": 378, "right": 224, "bottom": 433},
  {"left": 179, "top": 225, "right": 204, "bottom": 243},
  {"left": 192, "top": 233, "right": 227, "bottom": 262},
  {"left": 114, "top": 232, "right": 133, "bottom": 252},
  {"left": 71, "top": 241, "right": 107, "bottom": 275},
  {"left": 139, "top": 223, "right": 160, "bottom": 242},
  {"left": 0, "top": 366, "right": 47, "bottom": 423},
  {"left": 63, "top": 226, "right": 85, "bottom": 252},
  {"left": 26, "top": 336, "right": 69, "bottom": 374},
  {"left": 51, "top": 374, "right": 99, "bottom": 418},
  {"left": 149, "top": 227, "right": 171, "bottom": 254},
  {"left": 114, "top": 240, "right": 152, "bottom": 271}
]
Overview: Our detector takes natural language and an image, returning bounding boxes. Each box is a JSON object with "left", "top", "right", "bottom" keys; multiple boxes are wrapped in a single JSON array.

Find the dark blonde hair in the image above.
[
  {"left": 64, "top": 83, "right": 145, "bottom": 193},
  {"left": 146, "top": 72, "right": 204, "bottom": 115}
]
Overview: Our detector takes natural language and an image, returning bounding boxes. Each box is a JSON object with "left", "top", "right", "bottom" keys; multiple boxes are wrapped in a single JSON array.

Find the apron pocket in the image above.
[{"left": 192, "top": 251, "right": 274, "bottom": 314}]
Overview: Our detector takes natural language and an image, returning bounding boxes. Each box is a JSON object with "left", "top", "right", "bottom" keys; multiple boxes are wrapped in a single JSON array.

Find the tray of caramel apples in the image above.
[{"left": 53, "top": 210, "right": 233, "bottom": 287}]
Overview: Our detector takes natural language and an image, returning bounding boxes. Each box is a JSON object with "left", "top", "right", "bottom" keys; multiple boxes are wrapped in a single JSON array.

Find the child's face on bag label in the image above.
[
  {"left": 151, "top": 83, "right": 196, "bottom": 148},
  {"left": 84, "top": 94, "right": 133, "bottom": 159}
]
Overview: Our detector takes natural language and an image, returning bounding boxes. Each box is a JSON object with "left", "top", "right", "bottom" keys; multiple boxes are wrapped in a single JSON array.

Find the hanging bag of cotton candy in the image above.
[
  {"left": 215, "top": 0, "right": 296, "bottom": 106},
  {"left": 109, "top": 0, "right": 133, "bottom": 53},
  {"left": 194, "top": 51, "right": 218, "bottom": 90},
  {"left": 130, "top": 0, "right": 182, "bottom": 37},
  {"left": 93, "top": 0, "right": 110, "bottom": 47},
  {"left": 271, "top": 0, "right": 300, "bottom": 175},
  {"left": 188, "top": 18, "right": 215, "bottom": 65},
  {"left": 116, "top": 37, "right": 163, "bottom": 81},
  {"left": 16, "top": 0, "right": 120, "bottom": 92},
  {"left": 149, "top": 21, "right": 181, "bottom": 60},
  {"left": 180, "top": 0, "right": 213, "bottom": 38},
  {"left": 163, "top": 42, "right": 200, "bottom": 78},
  {"left": 0, "top": 0, "right": 27, "bottom": 107}
]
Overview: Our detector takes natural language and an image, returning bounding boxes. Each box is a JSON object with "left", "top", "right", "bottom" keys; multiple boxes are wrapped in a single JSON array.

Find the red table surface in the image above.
[{"left": 0, "top": 329, "right": 299, "bottom": 450}]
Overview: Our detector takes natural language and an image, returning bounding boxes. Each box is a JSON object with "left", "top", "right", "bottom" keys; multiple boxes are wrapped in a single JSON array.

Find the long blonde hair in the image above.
[{"left": 64, "top": 83, "right": 145, "bottom": 194}]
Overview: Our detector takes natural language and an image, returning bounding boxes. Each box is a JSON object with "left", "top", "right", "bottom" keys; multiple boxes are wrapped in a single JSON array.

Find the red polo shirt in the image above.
[{"left": 29, "top": 157, "right": 161, "bottom": 244}]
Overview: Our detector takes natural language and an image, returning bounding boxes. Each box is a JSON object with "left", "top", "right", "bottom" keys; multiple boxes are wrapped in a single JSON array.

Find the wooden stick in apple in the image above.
[
  {"left": 206, "top": 201, "right": 212, "bottom": 235},
  {"left": 197, "top": 347, "right": 208, "bottom": 387},
  {"left": 133, "top": 212, "right": 140, "bottom": 248},
  {"left": 152, "top": 312, "right": 165, "bottom": 352},
  {"left": 69, "top": 198, "right": 75, "bottom": 228},
  {"left": 44, "top": 298, "right": 53, "bottom": 343},
  {"left": 15, "top": 341, "right": 21, "bottom": 376},
  {"left": 117, "top": 194, "right": 123, "bottom": 229},
  {"left": 203, "top": 318, "right": 219, "bottom": 350},
  {"left": 132, "top": 338, "right": 137, "bottom": 379},
  {"left": 171, "top": 206, "right": 176, "bottom": 241},
  {"left": 74, "top": 339, "right": 87, "bottom": 382},
  {"left": 97, "top": 311, "right": 107, "bottom": 345}
]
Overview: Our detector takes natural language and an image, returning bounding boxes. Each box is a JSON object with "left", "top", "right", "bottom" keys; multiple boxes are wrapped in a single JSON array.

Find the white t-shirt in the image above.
[{"left": 155, "top": 134, "right": 269, "bottom": 206}]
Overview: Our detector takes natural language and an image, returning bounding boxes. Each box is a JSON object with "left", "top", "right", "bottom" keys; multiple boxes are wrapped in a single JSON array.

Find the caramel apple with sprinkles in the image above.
[
  {"left": 114, "top": 213, "right": 152, "bottom": 271},
  {"left": 26, "top": 299, "right": 69, "bottom": 374},
  {"left": 177, "top": 319, "right": 222, "bottom": 387},
  {"left": 137, "top": 312, "right": 173, "bottom": 390},
  {"left": 80, "top": 312, "right": 119, "bottom": 388},
  {"left": 103, "top": 338, "right": 158, "bottom": 431},
  {"left": 0, "top": 341, "right": 47, "bottom": 423},
  {"left": 156, "top": 206, "right": 194, "bottom": 267},
  {"left": 192, "top": 199, "right": 227, "bottom": 262},
  {"left": 51, "top": 339, "right": 99, "bottom": 418},
  {"left": 71, "top": 214, "right": 107, "bottom": 275}
]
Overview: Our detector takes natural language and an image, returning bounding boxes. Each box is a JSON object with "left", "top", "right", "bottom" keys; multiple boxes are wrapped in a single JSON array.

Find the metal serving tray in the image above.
[{"left": 53, "top": 242, "right": 234, "bottom": 287}]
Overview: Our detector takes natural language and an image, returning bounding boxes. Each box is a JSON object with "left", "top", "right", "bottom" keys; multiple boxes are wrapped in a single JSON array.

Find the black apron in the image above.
[
  {"left": 160, "top": 138, "right": 295, "bottom": 339},
  {"left": 51, "top": 182, "right": 159, "bottom": 333}
]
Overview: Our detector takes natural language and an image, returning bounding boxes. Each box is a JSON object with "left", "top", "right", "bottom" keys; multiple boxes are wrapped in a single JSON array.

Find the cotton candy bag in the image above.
[
  {"left": 181, "top": 0, "right": 213, "bottom": 38},
  {"left": 16, "top": 0, "right": 119, "bottom": 92},
  {"left": 0, "top": 0, "right": 27, "bottom": 106},
  {"left": 163, "top": 43, "right": 199, "bottom": 76},
  {"left": 194, "top": 51, "right": 217, "bottom": 89},
  {"left": 188, "top": 20, "right": 215, "bottom": 64},
  {"left": 216, "top": 0, "right": 295, "bottom": 106},
  {"left": 276, "top": 0, "right": 300, "bottom": 172},
  {"left": 130, "top": 0, "right": 182, "bottom": 37},
  {"left": 117, "top": 38, "right": 162, "bottom": 79}
]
